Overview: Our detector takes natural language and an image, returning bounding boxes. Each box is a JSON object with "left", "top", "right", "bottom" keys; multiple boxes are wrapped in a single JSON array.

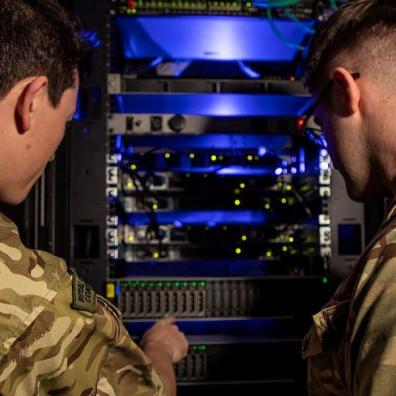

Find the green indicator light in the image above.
[
  {"left": 141, "top": 282, "right": 147, "bottom": 288},
  {"left": 157, "top": 282, "right": 163, "bottom": 288},
  {"left": 192, "top": 345, "right": 198, "bottom": 350},
  {"left": 166, "top": 282, "right": 172, "bottom": 287},
  {"left": 322, "top": 277, "right": 329, "bottom": 285},
  {"left": 200, "top": 281, "right": 206, "bottom": 287},
  {"left": 198, "top": 345, "right": 207, "bottom": 351},
  {"left": 183, "top": 282, "right": 188, "bottom": 287},
  {"left": 191, "top": 282, "right": 197, "bottom": 287},
  {"left": 175, "top": 282, "right": 181, "bottom": 287},
  {"left": 149, "top": 282, "right": 154, "bottom": 288}
]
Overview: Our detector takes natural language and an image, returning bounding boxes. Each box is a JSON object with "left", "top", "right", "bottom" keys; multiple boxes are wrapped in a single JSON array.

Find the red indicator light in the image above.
[
  {"left": 297, "top": 118, "right": 305, "bottom": 130},
  {"left": 290, "top": 76, "right": 296, "bottom": 81}
]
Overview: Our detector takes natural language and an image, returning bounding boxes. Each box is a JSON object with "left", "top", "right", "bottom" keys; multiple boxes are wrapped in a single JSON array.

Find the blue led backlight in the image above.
[
  {"left": 116, "top": 16, "right": 314, "bottom": 62},
  {"left": 113, "top": 94, "right": 311, "bottom": 117},
  {"left": 127, "top": 210, "right": 271, "bottom": 226}
]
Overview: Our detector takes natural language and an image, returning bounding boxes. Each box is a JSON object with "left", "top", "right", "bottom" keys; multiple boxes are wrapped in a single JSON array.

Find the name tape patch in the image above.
[{"left": 70, "top": 268, "right": 97, "bottom": 314}]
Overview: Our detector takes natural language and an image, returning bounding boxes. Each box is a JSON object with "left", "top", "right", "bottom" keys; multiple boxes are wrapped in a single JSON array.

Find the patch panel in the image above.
[{"left": 117, "top": 277, "right": 331, "bottom": 318}]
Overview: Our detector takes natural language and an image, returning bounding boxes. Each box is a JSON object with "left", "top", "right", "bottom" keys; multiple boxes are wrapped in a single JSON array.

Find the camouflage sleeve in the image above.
[
  {"left": 0, "top": 262, "right": 165, "bottom": 395},
  {"left": 96, "top": 295, "right": 166, "bottom": 396},
  {"left": 351, "top": 238, "right": 396, "bottom": 396}
]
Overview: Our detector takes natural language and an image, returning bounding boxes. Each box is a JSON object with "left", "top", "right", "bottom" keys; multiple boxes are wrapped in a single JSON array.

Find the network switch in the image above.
[{"left": 115, "top": 277, "right": 331, "bottom": 318}]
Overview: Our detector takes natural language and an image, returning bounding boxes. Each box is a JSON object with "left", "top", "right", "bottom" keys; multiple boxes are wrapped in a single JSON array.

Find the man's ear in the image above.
[
  {"left": 16, "top": 76, "right": 48, "bottom": 133},
  {"left": 331, "top": 67, "right": 360, "bottom": 117}
]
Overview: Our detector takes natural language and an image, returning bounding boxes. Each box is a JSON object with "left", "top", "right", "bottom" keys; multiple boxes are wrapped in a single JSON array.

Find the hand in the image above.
[{"left": 140, "top": 317, "right": 189, "bottom": 363}]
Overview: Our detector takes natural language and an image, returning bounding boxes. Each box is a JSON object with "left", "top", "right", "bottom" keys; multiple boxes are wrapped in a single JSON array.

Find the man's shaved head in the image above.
[{"left": 306, "top": 0, "right": 396, "bottom": 93}]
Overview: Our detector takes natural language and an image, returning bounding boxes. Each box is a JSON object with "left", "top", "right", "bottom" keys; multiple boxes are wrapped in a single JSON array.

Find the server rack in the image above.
[{"left": 55, "top": 1, "right": 372, "bottom": 395}]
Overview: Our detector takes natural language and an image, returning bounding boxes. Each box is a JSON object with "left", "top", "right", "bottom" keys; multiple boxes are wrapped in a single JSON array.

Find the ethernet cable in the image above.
[{"left": 266, "top": 7, "right": 306, "bottom": 50}]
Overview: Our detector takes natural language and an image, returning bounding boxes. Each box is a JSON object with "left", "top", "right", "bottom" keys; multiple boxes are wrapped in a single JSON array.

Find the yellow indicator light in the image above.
[
  {"left": 278, "top": 182, "right": 283, "bottom": 188},
  {"left": 127, "top": 182, "right": 133, "bottom": 189},
  {"left": 189, "top": 153, "right": 195, "bottom": 160},
  {"left": 130, "top": 164, "right": 137, "bottom": 171},
  {"left": 289, "top": 237, "right": 294, "bottom": 243},
  {"left": 282, "top": 246, "right": 288, "bottom": 252},
  {"left": 128, "top": 235, "right": 134, "bottom": 242},
  {"left": 240, "top": 183, "right": 246, "bottom": 189},
  {"left": 131, "top": 8, "right": 137, "bottom": 13},
  {"left": 241, "top": 235, "right": 247, "bottom": 241},
  {"left": 153, "top": 252, "right": 160, "bottom": 259},
  {"left": 234, "top": 199, "right": 241, "bottom": 206},
  {"left": 165, "top": 153, "right": 171, "bottom": 159},
  {"left": 266, "top": 250, "right": 272, "bottom": 257},
  {"left": 286, "top": 185, "right": 292, "bottom": 191},
  {"left": 246, "top": 2, "right": 252, "bottom": 7},
  {"left": 152, "top": 204, "right": 159, "bottom": 210},
  {"left": 106, "top": 283, "right": 115, "bottom": 299},
  {"left": 211, "top": 155, "right": 217, "bottom": 162},
  {"left": 235, "top": 248, "right": 242, "bottom": 255},
  {"left": 264, "top": 203, "right": 271, "bottom": 210},
  {"left": 247, "top": 155, "right": 253, "bottom": 161},
  {"left": 281, "top": 198, "right": 287, "bottom": 204}
]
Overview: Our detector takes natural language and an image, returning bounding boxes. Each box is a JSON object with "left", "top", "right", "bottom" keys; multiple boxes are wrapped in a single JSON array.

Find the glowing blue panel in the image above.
[
  {"left": 126, "top": 210, "right": 270, "bottom": 226},
  {"left": 113, "top": 94, "right": 312, "bottom": 117},
  {"left": 164, "top": 166, "right": 274, "bottom": 176},
  {"left": 122, "top": 134, "right": 292, "bottom": 150},
  {"left": 121, "top": 259, "right": 271, "bottom": 277},
  {"left": 116, "top": 16, "right": 314, "bottom": 61},
  {"left": 126, "top": 318, "right": 295, "bottom": 338}
]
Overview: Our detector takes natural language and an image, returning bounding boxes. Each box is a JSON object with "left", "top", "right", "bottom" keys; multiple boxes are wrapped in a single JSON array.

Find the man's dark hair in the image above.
[
  {"left": 0, "top": 0, "right": 84, "bottom": 107},
  {"left": 306, "top": 0, "right": 396, "bottom": 91}
]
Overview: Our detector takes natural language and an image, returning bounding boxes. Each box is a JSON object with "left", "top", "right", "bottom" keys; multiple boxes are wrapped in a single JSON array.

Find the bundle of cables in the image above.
[{"left": 252, "top": 0, "right": 342, "bottom": 50}]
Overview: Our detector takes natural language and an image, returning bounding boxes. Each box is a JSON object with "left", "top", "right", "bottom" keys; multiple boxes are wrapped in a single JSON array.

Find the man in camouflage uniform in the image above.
[
  {"left": 0, "top": 1, "right": 188, "bottom": 395},
  {"left": 302, "top": 1, "right": 396, "bottom": 395}
]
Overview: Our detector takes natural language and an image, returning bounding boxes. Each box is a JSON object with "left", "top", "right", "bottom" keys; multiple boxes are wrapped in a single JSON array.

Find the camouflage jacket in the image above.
[
  {"left": 303, "top": 204, "right": 396, "bottom": 395},
  {"left": 0, "top": 212, "right": 166, "bottom": 396}
]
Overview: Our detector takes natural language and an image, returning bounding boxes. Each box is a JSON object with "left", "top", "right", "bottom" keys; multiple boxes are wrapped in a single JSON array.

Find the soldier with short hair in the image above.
[
  {"left": 0, "top": 1, "right": 188, "bottom": 395},
  {"left": 303, "top": 1, "right": 396, "bottom": 395}
]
